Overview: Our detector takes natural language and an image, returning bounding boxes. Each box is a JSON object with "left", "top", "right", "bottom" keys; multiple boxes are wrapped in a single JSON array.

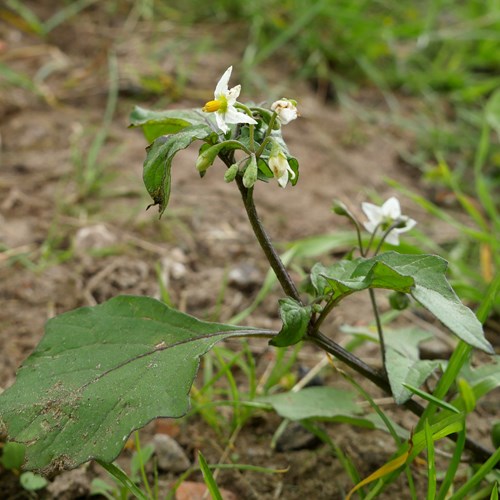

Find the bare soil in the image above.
[{"left": 0, "top": 4, "right": 497, "bottom": 499}]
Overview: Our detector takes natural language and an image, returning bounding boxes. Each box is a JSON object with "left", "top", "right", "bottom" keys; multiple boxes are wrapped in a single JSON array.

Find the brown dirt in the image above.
[{"left": 0, "top": 3, "right": 497, "bottom": 499}]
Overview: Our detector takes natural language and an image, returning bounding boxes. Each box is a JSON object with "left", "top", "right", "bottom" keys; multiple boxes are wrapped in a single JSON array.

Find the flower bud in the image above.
[
  {"left": 332, "top": 200, "right": 349, "bottom": 216},
  {"left": 389, "top": 292, "right": 411, "bottom": 311},
  {"left": 269, "top": 141, "right": 295, "bottom": 188},
  {"left": 196, "top": 149, "right": 214, "bottom": 173},
  {"left": 224, "top": 163, "right": 239, "bottom": 183},
  {"left": 271, "top": 98, "right": 298, "bottom": 125},
  {"left": 243, "top": 155, "right": 258, "bottom": 188}
]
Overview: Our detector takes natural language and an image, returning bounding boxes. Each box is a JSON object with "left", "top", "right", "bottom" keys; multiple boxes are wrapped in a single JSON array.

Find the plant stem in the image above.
[
  {"left": 226, "top": 154, "right": 496, "bottom": 466},
  {"left": 368, "top": 288, "right": 387, "bottom": 373},
  {"left": 234, "top": 175, "right": 301, "bottom": 300}
]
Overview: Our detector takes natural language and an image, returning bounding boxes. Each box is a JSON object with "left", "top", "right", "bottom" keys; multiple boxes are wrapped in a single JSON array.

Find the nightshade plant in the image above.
[{"left": 1, "top": 66, "right": 499, "bottom": 496}]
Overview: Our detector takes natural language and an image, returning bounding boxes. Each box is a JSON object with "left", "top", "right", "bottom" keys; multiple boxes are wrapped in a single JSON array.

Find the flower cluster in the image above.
[{"left": 202, "top": 67, "right": 298, "bottom": 188}]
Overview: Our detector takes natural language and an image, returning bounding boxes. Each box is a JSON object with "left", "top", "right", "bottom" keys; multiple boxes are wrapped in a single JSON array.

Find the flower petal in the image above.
[
  {"left": 361, "top": 202, "right": 383, "bottom": 224},
  {"left": 226, "top": 85, "right": 241, "bottom": 104},
  {"left": 277, "top": 168, "right": 289, "bottom": 188},
  {"left": 215, "top": 112, "right": 229, "bottom": 133},
  {"left": 404, "top": 218, "right": 417, "bottom": 231},
  {"left": 363, "top": 221, "right": 378, "bottom": 234},
  {"left": 382, "top": 197, "right": 401, "bottom": 219},
  {"left": 223, "top": 106, "right": 258, "bottom": 125},
  {"left": 384, "top": 231, "right": 400, "bottom": 245},
  {"left": 215, "top": 66, "right": 232, "bottom": 97}
]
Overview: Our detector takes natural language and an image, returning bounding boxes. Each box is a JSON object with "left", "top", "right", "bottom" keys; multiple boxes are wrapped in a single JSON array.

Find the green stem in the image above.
[
  {"left": 310, "top": 294, "right": 342, "bottom": 335},
  {"left": 222, "top": 154, "right": 496, "bottom": 467},
  {"left": 368, "top": 288, "right": 387, "bottom": 373},
  {"left": 234, "top": 175, "right": 301, "bottom": 300}
]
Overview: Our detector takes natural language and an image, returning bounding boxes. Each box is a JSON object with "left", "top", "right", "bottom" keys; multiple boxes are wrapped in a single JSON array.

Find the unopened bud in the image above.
[
  {"left": 224, "top": 163, "right": 239, "bottom": 183},
  {"left": 243, "top": 156, "right": 258, "bottom": 188},
  {"left": 389, "top": 292, "right": 410, "bottom": 311},
  {"left": 332, "top": 200, "right": 349, "bottom": 216}
]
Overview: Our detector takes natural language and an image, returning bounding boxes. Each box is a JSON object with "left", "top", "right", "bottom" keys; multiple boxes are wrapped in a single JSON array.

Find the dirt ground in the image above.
[{"left": 0, "top": 4, "right": 498, "bottom": 499}]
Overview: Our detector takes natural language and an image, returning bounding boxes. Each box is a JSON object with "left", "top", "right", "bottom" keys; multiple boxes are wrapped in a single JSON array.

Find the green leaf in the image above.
[
  {"left": 19, "top": 472, "right": 48, "bottom": 491},
  {"left": 258, "top": 386, "right": 363, "bottom": 421},
  {"left": 269, "top": 298, "right": 312, "bottom": 347},
  {"left": 459, "top": 355, "right": 500, "bottom": 399},
  {"left": 316, "top": 252, "right": 493, "bottom": 353},
  {"left": 386, "top": 348, "right": 442, "bottom": 404},
  {"left": 259, "top": 387, "right": 407, "bottom": 436},
  {"left": 1, "top": 442, "right": 26, "bottom": 470},
  {"left": 143, "top": 125, "right": 212, "bottom": 216},
  {"left": 0, "top": 296, "right": 268, "bottom": 473},
  {"left": 129, "top": 106, "right": 208, "bottom": 142}
]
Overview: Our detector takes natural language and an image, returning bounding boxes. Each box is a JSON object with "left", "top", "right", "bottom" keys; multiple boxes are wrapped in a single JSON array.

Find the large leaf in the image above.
[
  {"left": 129, "top": 106, "right": 208, "bottom": 142},
  {"left": 0, "top": 296, "right": 269, "bottom": 474},
  {"left": 314, "top": 252, "right": 492, "bottom": 353},
  {"left": 143, "top": 124, "right": 212, "bottom": 216}
]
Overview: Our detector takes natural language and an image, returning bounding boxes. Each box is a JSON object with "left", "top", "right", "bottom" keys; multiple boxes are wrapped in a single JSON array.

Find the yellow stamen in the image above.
[{"left": 202, "top": 100, "right": 221, "bottom": 113}]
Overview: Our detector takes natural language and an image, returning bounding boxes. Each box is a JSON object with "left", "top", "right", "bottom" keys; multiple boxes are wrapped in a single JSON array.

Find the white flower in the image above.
[
  {"left": 361, "top": 196, "right": 416, "bottom": 245},
  {"left": 271, "top": 98, "right": 298, "bottom": 125},
  {"left": 202, "top": 66, "right": 257, "bottom": 134},
  {"left": 269, "top": 143, "right": 295, "bottom": 188}
]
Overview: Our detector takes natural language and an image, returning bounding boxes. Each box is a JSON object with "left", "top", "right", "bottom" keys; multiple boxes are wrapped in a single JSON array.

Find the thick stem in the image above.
[{"left": 234, "top": 175, "right": 301, "bottom": 300}]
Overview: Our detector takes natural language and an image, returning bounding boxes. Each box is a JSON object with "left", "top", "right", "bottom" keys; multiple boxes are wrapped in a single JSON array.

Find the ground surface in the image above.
[{"left": 0, "top": 4, "right": 498, "bottom": 499}]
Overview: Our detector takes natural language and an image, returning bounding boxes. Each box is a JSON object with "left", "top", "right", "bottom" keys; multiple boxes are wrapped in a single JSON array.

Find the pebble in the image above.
[
  {"left": 275, "top": 422, "right": 322, "bottom": 452},
  {"left": 74, "top": 224, "right": 116, "bottom": 253},
  {"left": 153, "top": 434, "right": 191, "bottom": 472},
  {"left": 228, "top": 263, "right": 261, "bottom": 291},
  {"left": 46, "top": 468, "right": 91, "bottom": 499}
]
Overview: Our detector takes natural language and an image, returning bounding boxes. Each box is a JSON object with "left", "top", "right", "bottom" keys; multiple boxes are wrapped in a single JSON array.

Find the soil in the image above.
[{"left": 0, "top": 3, "right": 498, "bottom": 500}]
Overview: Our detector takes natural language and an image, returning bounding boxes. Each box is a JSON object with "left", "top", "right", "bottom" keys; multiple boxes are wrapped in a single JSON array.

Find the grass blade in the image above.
[
  {"left": 425, "top": 420, "right": 436, "bottom": 500},
  {"left": 197, "top": 451, "right": 223, "bottom": 500},
  {"left": 97, "top": 460, "right": 149, "bottom": 500}
]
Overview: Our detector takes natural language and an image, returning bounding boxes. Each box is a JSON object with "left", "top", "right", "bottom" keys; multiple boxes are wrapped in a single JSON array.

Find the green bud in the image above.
[
  {"left": 224, "top": 163, "right": 239, "bottom": 183},
  {"left": 196, "top": 150, "right": 213, "bottom": 173},
  {"left": 388, "top": 291, "right": 411, "bottom": 311},
  {"left": 332, "top": 200, "right": 349, "bottom": 216},
  {"left": 243, "top": 155, "right": 258, "bottom": 188}
]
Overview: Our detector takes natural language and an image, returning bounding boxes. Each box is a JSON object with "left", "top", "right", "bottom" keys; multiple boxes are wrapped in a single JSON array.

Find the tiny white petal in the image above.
[
  {"left": 215, "top": 66, "right": 232, "bottom": 97},
  {"left": 226, "top": 85, "right": 241, "bottom": 104},
  {"left": 224, "top": 107, "right": 258, "bottom": 125},
  {"left": 404, "top": 218, "right": 417, "bottom": 231},
  {"left": 215, "top": 113, "right": 229, "bottom": 133},
  {"left": 384, "top": 231, "right": 400, "bottom": 245},
  {"left": 363, "top": 221, "right": 378, "bottom": 234},
  {"left": 382, "top": 197, "right": 401, "bottom": 219},
  {"left": 277, "top": 169, "right": 289, "bottom": 188},
  {"left": 361, "top": 202, "right": 383, "bottom": 224}
]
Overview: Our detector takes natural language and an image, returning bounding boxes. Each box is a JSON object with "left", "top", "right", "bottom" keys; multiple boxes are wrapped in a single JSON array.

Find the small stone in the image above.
[
  {"left": 175, "top": 481, "right": 238, "bottom": 500},
  {"left": 153, "top": 434, "right": 191, "bottom": 472},
  {"left": 74, "top": 224, "right": 116, "bottom": 253},
  {"left": 46, "top": 468, "right": 91, "bottom": 500},
  {"left": 228, "top": 263, "right": 261, "bottom": 291},
  {"left": 275, "top": 422, "right": 322, "bottom": 452}
]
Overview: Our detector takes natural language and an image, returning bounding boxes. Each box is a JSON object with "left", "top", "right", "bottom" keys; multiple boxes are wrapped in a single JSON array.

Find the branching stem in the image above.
[{"left": 221, "top": 153, "right": 495, "bottom": 466}]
